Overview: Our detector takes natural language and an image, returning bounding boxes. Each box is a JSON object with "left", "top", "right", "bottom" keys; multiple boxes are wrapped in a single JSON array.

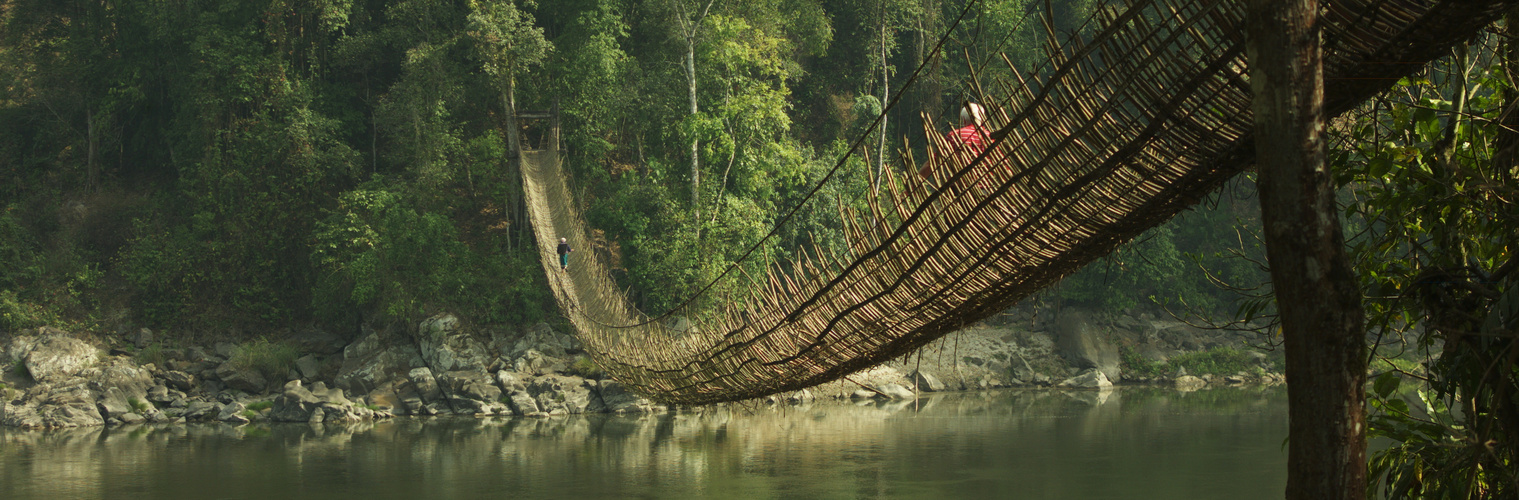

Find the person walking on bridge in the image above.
[
  {"left": 921, "top": 101, "right": 991, "bottom": 187},
  {"left": 557, "top": 237, "right": 572, "bottom": 272}
]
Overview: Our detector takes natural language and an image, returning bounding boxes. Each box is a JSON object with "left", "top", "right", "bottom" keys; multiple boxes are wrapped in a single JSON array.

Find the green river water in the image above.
[{"left": 1, "top": 386, "right": 1287, "bottom": 499}]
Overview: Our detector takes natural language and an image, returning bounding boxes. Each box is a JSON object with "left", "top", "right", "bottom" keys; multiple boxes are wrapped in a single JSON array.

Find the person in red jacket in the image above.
[{"left": 920, "top": 102, "right": 990, "bottom": 186}]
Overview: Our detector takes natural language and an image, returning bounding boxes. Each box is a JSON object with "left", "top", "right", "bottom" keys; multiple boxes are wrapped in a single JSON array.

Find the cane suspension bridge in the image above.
[{"left": 517, "top": 0, "right": 1515, "bottom": 405}]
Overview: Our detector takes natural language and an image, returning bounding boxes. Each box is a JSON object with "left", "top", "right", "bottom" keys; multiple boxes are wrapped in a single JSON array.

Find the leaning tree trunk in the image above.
[{"left": 1247, "top": 1, "right": 1368, "bottom": 499}]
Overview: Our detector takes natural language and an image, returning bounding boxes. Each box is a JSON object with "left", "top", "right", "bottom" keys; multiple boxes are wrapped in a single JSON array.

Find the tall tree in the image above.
[
  {"left": 667, "top": 0, "right": 719, "bottom": 220},
  {"left": 467, "top": 0, "right": 551, "bottom": 168},
  {"left": 1247, "top": 1, "right": 1367, "bottom": 499}
]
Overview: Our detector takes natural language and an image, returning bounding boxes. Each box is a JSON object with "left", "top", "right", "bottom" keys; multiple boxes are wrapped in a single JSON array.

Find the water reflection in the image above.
[{"left": 2, "top": 386, "right": 1286, "bottom": 499}]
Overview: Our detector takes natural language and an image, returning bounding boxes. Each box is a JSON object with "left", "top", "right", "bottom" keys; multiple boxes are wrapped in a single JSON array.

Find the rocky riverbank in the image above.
[{"left": 0, "top": 304, "right": 1283, "bottom": 429}]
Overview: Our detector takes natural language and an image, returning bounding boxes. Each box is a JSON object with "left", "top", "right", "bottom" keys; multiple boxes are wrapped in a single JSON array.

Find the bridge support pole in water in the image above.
[{"left": 1248, "top": 0, "right": 1369, "bottom": 499}]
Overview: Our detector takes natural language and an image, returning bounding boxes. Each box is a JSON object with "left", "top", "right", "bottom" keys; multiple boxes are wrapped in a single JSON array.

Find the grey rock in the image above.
[
  {"left": 1055, "top": 308, "right": 1122, "bottom": 381},
  {"left": 911, "top": 371, "right": 946, "bottom": 392},
  {"left": 184, "top": 401, "right": 218, "bottom": 421},
  {"left": 96, "top": 387, "right": 136, "bottom": 418},
  {"left": 334, "top": 327, "right": 420, "bottom": 396},
  {"left": 218, "top": 402, "right": 247, "bottom": 422},
  {"left": 528, "top": 375, "right": 594, "bottom": 414},
  {"left": 1224, "top": 375, "right": 1247, "bottom": 384},
  {"left": 214, "top": 342, "right": 238, "bottom": 360},
  {"left": 162, "top": 371, "right": 196, "bottom": 392},
  {"left": 408, "top": 367, "right": 442, "bottom": 403},
  {"left": 1058, "top": 369, "right": 1113, "bottom": 389},
  {"left": 590, "top": 381, "right": 661, "bottom": 413},
  {"left": 513, "top": 350, "right": 566, "bottom": 376},
  {"left": 437, "top": 370, "right": 501, "bottom": 402},
  {"left": 503, "top": 389, "right": 539, "bottom": 415},
  {"left": 506, "top": 323, "right": 579, "bottom": 359},
  {"left": 850, "top": 389, "right": 876, "bottom": 399},
  {"left": 295, "top": 355, "right": 321, "bottom": 380},
  {"left": 146, "top": 385, "right": 171, "bottom": 404},
  {"left": 1174, "top": 375, "right": 1206, "bottom": 390},
  {"left": 417, "top": 315, "right": 491, "bottom": 374},
  {"left": 214, "top": 362, "right": 267, "bottom": 393},
  {"left": 871, "top": 383, "right": 917, "bottom": 400},
  {"left": 9, "top": 386, "right": 106, "bottom": 428},
  {"left": 23, "top": 333, "right": 98, "bottom": 383},
  {"left": 86, "top": 358, "right": 154, "bottom": 401},
  {"left": 118, "top": 412, "right": 145, "bottom": 425},
  {"left": 494, "top": 370, "right": 523, "bottom": 391},
  {"left": 133, "top": 328, "right": 154, "bottom": 349},
  {"left": 290, "top": 329, "right": 347, "bottom": 356},
  {"left": 269, "top": 381, "right": 323, "bottom": 422}
]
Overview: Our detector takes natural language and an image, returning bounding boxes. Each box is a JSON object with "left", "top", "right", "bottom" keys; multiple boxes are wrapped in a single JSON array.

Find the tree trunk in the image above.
[
  {"left": 1247, "top": 1, "right": 1368, "bottom": 499},
  {"left": 875, "top": 11, "right": 890, "bottom": 195},
  {"left": 86, "top": 107, "right": 98, "bottom": 193},
  {"left": 687, "top": 36, "right": 701, "bottom": 222},
  {"left": 1496, "top": 9, "right": 1519, "bottom": 183}
]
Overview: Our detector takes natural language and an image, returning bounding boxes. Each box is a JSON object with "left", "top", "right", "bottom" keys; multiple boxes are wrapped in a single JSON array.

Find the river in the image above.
[{"left": 1, "top": 386, "right": 1286, "bottom": 499}]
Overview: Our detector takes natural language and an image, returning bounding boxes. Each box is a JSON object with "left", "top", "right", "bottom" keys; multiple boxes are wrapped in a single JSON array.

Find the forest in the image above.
[
  {"left": 1, "top": 1, "right": 1516, "bottom": 496},
  {"left": 0, "top": 0, "right": 1253, "bottom": 332}
]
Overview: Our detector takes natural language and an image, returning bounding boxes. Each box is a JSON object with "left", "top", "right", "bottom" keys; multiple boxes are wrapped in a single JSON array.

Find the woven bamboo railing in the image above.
[{"left": 522, "top": 0, "right": 1517, "bottom": 405}]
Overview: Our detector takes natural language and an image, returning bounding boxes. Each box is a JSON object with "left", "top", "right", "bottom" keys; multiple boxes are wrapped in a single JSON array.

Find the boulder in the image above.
[
  {"left": 1174, "top": 375, "right": 1206, "bottom": 390},
  {"left": 86, "top": 357, "right": 154, "bottom": 399},
  {"left": 871, "top": 383, "right": 917, "bottom": 400},
  {"left": 437, "top": 370, "right": 501, "bottom": 402},
  {"left": 513, "top": 350, "right": 566, "bottom": 376},
  {"left": 214, "top": 362, "right": 267, "bottom": 393},
  {"left": 1058, "top": 369, "right": 1114, "bottom": 389},
  {"left": 289, "top": 328, "right": 348, "bottom": 356},
  {"left": 528, "top": 375, "right": 595, "bottom": 414},
  {"left": 146, "top": 385, "right": 172, "bottom": 404},
  {"left": 911, "top": 371, "right": 946, "bottom": 392},
  {"left": 214, "top": 342, "right": 238, "bottom": 359},
  {"left": 162, "top": 371, "right": 197, "bottom": 392},
  {"left": 294, "top": 355, "right": 321, "bottom": 380},
  {"left": 503, "top": 388, "right": 540, "bottom": 415},
  {"left": 269, "top": 381, "right": 324, "bottom": 422},
  {"left": 1055, "top": 308, "right": 1122, "bottom": 381},
  {"left": 416, "top": 313, "right": 491, "bottom": 373},
  {"left": 334, "top": 327, "right": 423, "bottom": 395},
  {"left": 3, "top": 385, "right": 105, "bottom": 429},
  {"left": 22, "top": 333, "right": 98, "bottom": 383},
  {"left": 219, "top": 402, "right": 250, "bottom": 424},
  {"left": 408, "top": 367, "right": 442, "bottom": 403},
  {"left": 505, "top": 323, "right": 579, "bottom": 359},
  {"left": 184, "top": 401, "right": 219, "bottom": 421},
  {"left": 133, "top": 328, "right": 155, "bottom": 349},
  {"left": 590, "top": 381, "right": 661, "bottom": 413},
  {"left": 95, "top": 387, "right": 136, "bottom": 419}
]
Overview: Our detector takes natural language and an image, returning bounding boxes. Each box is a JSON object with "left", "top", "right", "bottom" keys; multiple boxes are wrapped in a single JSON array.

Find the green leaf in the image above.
[{"left": 1373, "top": 371, "right": 1401, "bottom": 398}]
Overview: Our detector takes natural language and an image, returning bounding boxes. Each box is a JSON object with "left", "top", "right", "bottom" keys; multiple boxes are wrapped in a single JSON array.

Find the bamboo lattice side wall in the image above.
[{"left": 521, "top": 0, "right": 1517, "bottom": 405}]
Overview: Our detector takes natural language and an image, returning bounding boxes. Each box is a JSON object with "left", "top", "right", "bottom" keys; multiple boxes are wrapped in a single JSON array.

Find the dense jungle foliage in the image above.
[
  {"left": 0, "top": 0, "right": 1260, "bottom": 333},
  {"left": 1, "top": 0, "right": 1515, "bottom": 495}
]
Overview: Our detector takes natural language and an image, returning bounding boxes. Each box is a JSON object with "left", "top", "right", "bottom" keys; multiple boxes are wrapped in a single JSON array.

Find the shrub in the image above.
[
  {"left": 241, "top": 409, "right": 258, "bottom": 419},
  {"left": 1169, "top": 347, "right": 1256, "bottom": 376},
  {"left": 128, "top": 397, "right": 151, "bottom": 414},
  {"left": 246, "top": 401, "right": 274, "bottom": 412},
  {"left": 229, "top": 340, "right": 299, "bottom": 380},
  {"left": 569, "top": 356, "right": 605, "bottom": 379},
  {"left": 1119, "top": 346, "right": 1170, "bottom": 378},
  {"left": 134, "top": 342, "right": 167, "bottom": 368},
  {"left": 1118, "top": 346, "right": 1268, "bottom": 378}
]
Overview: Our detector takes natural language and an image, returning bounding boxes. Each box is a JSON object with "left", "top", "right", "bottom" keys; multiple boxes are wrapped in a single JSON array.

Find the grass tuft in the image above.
[
  {"left": 229, "top": 339, "right": 299, "bottom": 380},
  {"left": 246, "top": 401, "right": 274, "bottom": 412}
]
